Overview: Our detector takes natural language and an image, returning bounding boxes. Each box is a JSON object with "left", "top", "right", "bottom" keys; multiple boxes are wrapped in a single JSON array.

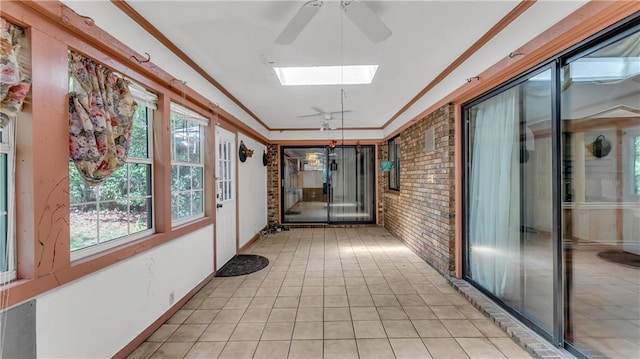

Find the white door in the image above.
[{"left": 215, "top": 126, "right": 237, "bottom": 270}]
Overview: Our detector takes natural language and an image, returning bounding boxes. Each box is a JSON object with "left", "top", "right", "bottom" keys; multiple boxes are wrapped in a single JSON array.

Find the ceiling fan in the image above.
[
  {"left": 275, "top": 0, "right": 392, "bottom": 45},
  {"left": 297, "top": 107, "right": 352, "bottom": 131}
]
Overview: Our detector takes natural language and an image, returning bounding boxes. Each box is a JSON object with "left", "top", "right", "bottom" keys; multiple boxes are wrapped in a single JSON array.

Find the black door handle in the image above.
[{"left": 217, "top": 203, "right": 223, "bottom": 208}]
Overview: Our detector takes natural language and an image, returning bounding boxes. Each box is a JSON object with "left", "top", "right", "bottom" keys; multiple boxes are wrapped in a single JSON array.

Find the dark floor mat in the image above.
[
  {"left": 597, "top": 250, "right": 640, "bottom": 268},
  {"left": 216, "top": 254, "right": 269, "bottom": 277}
]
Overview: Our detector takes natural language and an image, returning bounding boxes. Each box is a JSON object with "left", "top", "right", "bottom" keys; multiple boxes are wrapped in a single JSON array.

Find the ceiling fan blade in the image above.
[
  {"left": 342, "top": 0, "right": 391, "bottom": 43},
  {"left": 275, "top": 0, "right": 323, "bottom": 45},
  {"left": 327, "top": 110, "right": 352, "bottom": 116},
  {"left": 310, "top": 106, "right": 325, "bottom": 114}
]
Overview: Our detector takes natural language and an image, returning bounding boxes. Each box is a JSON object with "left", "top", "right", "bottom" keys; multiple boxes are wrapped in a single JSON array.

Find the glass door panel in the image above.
[
  {"left": 282, "top": 147, "right": 328, "bottom": 223},
  {"left": 561, "top": 29, "right": 640, "bottom": 358},
  {"left": 328, "top": 146, "right": 375, "bottom": 223},
  {"left": 466, "top": 68, "right": 554, "bottom": 334}
]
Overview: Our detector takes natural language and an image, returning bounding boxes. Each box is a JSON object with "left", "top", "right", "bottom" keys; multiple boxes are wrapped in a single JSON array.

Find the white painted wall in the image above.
[
  {"left": 36, "top": 225, "right": 214, "bottom": 359},
  {"left": 237, "top": 133, "right": 267, "bottom": 248}
]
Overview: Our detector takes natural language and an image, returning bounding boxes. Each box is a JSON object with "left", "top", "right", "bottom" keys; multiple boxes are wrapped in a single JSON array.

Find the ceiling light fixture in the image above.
[{"left": 273, "top": 65, "right": 378, "bottom": 86}]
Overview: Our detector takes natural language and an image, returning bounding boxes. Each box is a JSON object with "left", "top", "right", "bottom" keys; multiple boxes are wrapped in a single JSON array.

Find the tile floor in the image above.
[{"left": 128, "top": 227, "right": 533, "bottom": 359}]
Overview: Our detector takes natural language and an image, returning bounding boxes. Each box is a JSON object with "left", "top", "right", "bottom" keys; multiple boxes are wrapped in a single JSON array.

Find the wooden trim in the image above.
[
  {"left": 275, "top": 139, "right": 379, "bottom": 146},
  {"left": 109, "top": 0, "right": 270, "bottom": 131},
  {"left": 270, "top": 126, "right": 382, "bottom": 132},
  {"left": 238, "top": 229, "right": 265, "bottom": 253},
  {"left": 382, "top": 0, "right": 537, "bottom": 129},
  {"left": 112, "top": 272, "right": 215, "bottom": 359}
]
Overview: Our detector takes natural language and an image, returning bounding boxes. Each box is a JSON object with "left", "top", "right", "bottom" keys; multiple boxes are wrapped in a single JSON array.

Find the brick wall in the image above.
[
  {"left": 381, "top": 104, "right": 456, "bottom": 275},
  {"left": 266, "top": 144, "right": 279, "bottom": 224}
]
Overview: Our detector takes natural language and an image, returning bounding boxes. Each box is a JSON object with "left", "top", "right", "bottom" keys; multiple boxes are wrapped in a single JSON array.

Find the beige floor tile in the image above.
[
  {"left": 350, "top": 307, "right": 380, "bottom": 321},
  {"left": 389, "top": 338, "right": 433, "bottom": 359},
  {"left": 229, "top": 322, "right": 266, "bottom": 341},
  {"left": 356, "top": 338, "right": 395, "bottom": 359},
  {"left": 261, "top": 321, "right": 295, "bottom": 340},
  {"left": 233, "top": 287, "right": 258, "bottom": 298},
  {"left": 147, "top": 324, "right": 179, "bottom": 342},
  {"left": 403, "top": 305, "right": 437, "bottom": 320},
  {"left": 274, "top": 296, "right": 300, "bottom": 308},
  {"left": 457, "top": 338, "right": 507, "bottom": 359},
  {"left": 166, "top": 310, "right": 194, "bottom": 325},
  {"left": 324, "top": 321, "right": 355, "bottom": 339},
  {"left": 299, "top": 295, "right": 324, "bottom": 308},
  {"left": 293, "top": 321, "right": 324, "bottom": 339},
  {"left": 218, "top": 341, "right": 258, "bottom": 359},
  {"left": 127, "top": 342, "right": 161, "bottom": 359},
  {"left": 268, "top": 308, "right": 297, "bottom": 322},
  {"left": 353, "top": 320, "right": 387, "bottom": 338},
  {"left": 423, "top": 338, "right": 470, "bottom": 359},
  {"left": 420, "top": 294, "right": 452, "bottom": 306},
  {"left": 323, "top": 339, "right": 359, "bottom": 359},
  {"left": 324, "top": 307, "right": 351, "bottom": 321},
  {"left": 199, "top": 323, "right": 236, "bottom": 341},
  {"left": 382, "top": 320, "right": 419, "bottom": 338},
  {"left": 184, "top": 310, "right": 219, "bottom": 325},
  {"left": 289, "top": 340, "right": 323, "bottom": 359},
  {"left": 345, "top": 277, "right": 367, "bottom": 286},
  {"left": 279, "top": 286, "right": 302, "bottom": 296},
  {"left": 240, "top": 307, "right": 271, "bottom": 323},
  {"left": 368, "top": 285, "right": 393, "bottom": 295},
  {"left": 223, "top": 297, "right": 252, "bottom": 310},
  {"left": 150, "top": 342, "right": 194, "bottom": 359},
  {"left": 372, "top": 295, "right": 401, "bottom": 307},
  {"left": 457, "top": 305, "right": 486, "bottom": 320},
  {"left": 256, "top": 286, "right": 281, "bottom": 297},
  {"left": 412, "top": 319, "right": 451, "bottom": 338},
  {"left": 397, "top": 295, "right": 426, "bottom": 306},
  {"left": 302, "top": 286, "right": 324, "bottom": 296},
  {"left": 200, "top": 297, "right": 230, "bottom": 310},
  {"left": 489, "top": 338, "right": 533, "bottom": 358},
  {"left": 297, "top": 307, "right": 323, "bottom": 322},
  {"left": 324, "top": 277, "right": 346, "bottom": 286},
  {"left": 211, "top": 309, "right": 245, "bottom": 324},
  {"left": 441, "top": 320, "right": 484, "bottom": 337},
  {"left": 346, "top": 285, "right": 370, "bottom": 296},
  {"left": 377, "top": 307, "right": 408, "bottom": 320},
  {"left": 324, "top": 295, "right": 349, "bottom": 307},
  {"left": 471, "top": 319, "right": 507, "bottom": 337},
  {"left": 253, "top": 340, "right": 291, "bottom": 359},
  {"left": 167, "top": 324, "right": 207, "bottom": 342},
  {"left": 184, "top": 342, "right": 225, "bottom": 358},
  {"left": 249, "top": 296, "right": 276, "bottom": 309},
  {"left": 348, "top": 295, "right": 375, "bottom": 307},
  {"left": 324, "top": 286, "right": 347, "bottom": 296},
  {"left": 431, "top": 305, "right": 467, "bottom": 319}
]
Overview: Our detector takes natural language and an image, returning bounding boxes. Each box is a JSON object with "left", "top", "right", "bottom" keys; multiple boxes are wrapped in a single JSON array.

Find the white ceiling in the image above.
[{"left": 62, "top": 0, "right": 591, "bottom": 137}]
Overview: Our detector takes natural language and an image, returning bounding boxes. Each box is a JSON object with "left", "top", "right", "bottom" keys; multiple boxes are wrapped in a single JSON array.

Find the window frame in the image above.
[
  {"left": 388, "top": 136, "right": 400, "bottom": 191},
  {"left": 0, "top": 122, "right": 16, "bottom": 282},
  {"left": 170, "top": 103, "right": 207, "bottom": 226},
  {"left": 70, "top": 106, "right": 155, "bottom": 261}
]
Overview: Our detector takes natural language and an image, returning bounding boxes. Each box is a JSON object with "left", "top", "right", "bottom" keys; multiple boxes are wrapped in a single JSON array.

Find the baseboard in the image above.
[
  {"left": 112, "top": 272, "right": 216, "bottom": 359},
  {"left": 238, "top": 227, "right": 267, "bottom": 253}
]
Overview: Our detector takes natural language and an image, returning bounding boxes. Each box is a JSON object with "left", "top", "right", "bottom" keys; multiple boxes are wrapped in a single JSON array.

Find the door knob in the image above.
[{"left": 217, "top": 203, "right": 223, "bottom": 208}]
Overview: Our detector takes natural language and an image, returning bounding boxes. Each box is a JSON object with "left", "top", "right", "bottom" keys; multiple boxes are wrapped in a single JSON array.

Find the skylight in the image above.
[{"left": 273, "top": 65, "right": 379, "bottom": 86}]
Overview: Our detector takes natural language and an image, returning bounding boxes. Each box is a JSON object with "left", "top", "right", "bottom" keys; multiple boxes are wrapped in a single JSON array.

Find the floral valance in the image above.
[
  {"left": 0, "top": 17, "right": 31, "bottom": 128},
  {"left": 69, "top": 52, "right": 137, "bottom": 186}
]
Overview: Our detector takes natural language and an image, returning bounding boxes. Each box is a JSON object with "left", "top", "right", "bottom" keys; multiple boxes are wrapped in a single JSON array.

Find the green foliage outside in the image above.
[{"left": 69, "top": 106, "right": 152, "bottom": 251}]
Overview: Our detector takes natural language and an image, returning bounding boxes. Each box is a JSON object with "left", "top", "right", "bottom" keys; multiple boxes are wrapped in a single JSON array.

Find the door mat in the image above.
[
  {"left": 597, "top": 250, "right": 640, "bottom": 268},
  {"left": 216, "top": 254, "right": 269, "bottom": 277}
]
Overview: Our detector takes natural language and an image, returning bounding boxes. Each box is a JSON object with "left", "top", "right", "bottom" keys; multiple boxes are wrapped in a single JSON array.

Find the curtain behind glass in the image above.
[{"left": 469, "top": 87, "right": 520, "bottom": 298}]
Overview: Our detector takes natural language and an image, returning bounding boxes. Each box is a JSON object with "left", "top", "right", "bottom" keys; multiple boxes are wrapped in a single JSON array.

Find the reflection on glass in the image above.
[
  {"left": 282, "top": 146, "right": 376, "bottom": 223},
  {"left": 467, "top": 69, "right": 553, "bottom": 333},
  {"left": 562, "top": 30, "right": 640, "bottom": 359}
]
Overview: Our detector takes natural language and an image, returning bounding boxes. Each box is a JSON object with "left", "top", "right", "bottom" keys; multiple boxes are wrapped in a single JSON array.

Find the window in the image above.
[
  {"left": 0, "top": 123, "right": 16, "bottom": 282},
  {"left": 69, "top": 105, "right": 154, "bottom": 257},
  {"left": 170, "top": 103, "right": 207, "bottom": 224},
  {"left": 635, "top": 136, "right": 640, "bottom": 194},
  {"left": 388, "top": 136, "right": 400, "bottom": 190}
]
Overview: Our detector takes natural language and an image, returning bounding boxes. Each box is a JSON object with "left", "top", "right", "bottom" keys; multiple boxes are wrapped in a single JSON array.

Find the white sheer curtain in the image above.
[{"left": 469, "top": 87, "right": 520, "bottom": 299}]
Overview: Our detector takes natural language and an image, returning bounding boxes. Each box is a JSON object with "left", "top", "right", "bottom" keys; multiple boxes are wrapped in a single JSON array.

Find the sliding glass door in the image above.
[
  {"left": 464, "top": 19, "right": 639, "bottom": 359},
  {"left": 281, "top": 146, "right": 375, "bottom": 224},
  {"left": 465, "top": 68, "right": 554, "bottom": 336}
]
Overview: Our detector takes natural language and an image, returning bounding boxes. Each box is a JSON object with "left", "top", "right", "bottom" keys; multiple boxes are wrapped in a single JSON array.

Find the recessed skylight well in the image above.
[{"left": 274, "top": 65, "right": 378, "bottom": 86}]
